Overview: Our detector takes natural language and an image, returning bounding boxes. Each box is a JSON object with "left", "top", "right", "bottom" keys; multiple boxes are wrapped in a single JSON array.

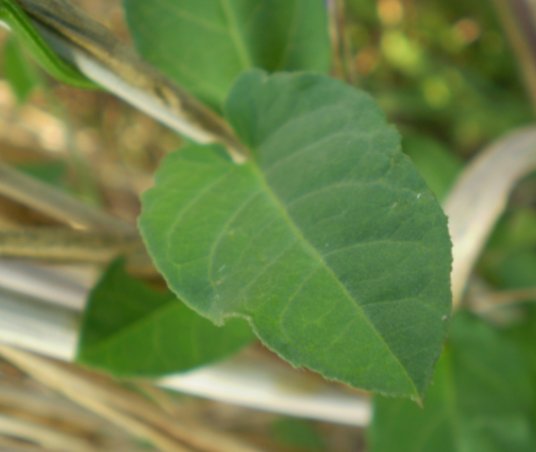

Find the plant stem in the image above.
[
  {"left": 0, "top": 162, "right": 135, "bottom": 235},
  {"left": 0, "top": 227, "right": 154, "bottom": 275},
  {"left": 444, "top": 127, "right": 536, "bottom": 308},
  {"left": 327, "top": 0, "right": 355, "bottom": 83}
]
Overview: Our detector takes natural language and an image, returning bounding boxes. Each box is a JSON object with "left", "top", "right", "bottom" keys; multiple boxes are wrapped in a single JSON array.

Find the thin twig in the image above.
[
  {"left": 0, "top": 227, "right": 154, "bottom": 274},
  {"left": 0, "top": 385, "right": 145, "bottom": 450},
  {"left": 0, "top": 345, "right": 261, "bottom": 452},
  {"left": 0, "top": 162, "right": 135, "bottom": 235},
  {"left": 492, "top": 0, "right": 536, "bottom": 113},
  {"left": 327, "top": 0, "right": 355, "bottom": 83},
  {"left": 471, "top": 287, "right": 536, "bottom": 313}
]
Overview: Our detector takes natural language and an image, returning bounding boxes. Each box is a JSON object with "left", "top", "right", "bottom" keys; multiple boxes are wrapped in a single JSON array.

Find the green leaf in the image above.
[
  {"left": 123, "top": 0, "right": 330, "bottom": 109},
  {"left": 140, "top": 70, "right": 452, "bottom": 398},
  {"left": 17, "top": 161, "right": 67, "bottom": 188},
  {"left": 270, "top": 418, "right": 326, "bottom": 451},
  {"left": 507, "top": 307, "right": 536, "bottom": 378},
  {"left": 76, "top": 260, "right": 254, "bottom": 376},
  {"left": 506, "top": 307, "right": 536, "bottom": 433},
  {"left": 3, "top": 36, "right": 40, "bottom": 102},
  {"left": 369, "top": 313, "right": 536, "bottom": 452}
]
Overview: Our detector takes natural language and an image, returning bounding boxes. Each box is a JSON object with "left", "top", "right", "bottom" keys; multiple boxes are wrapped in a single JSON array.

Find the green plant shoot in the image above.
[{"left": 0, "top": 0, "right": 97, "bottom": 88}]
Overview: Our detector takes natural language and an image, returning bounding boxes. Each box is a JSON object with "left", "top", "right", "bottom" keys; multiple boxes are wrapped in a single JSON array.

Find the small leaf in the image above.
[
  {"left": 369, "top": 313, "right": 536, "bottom": 452},
  {"left": 76, "top": 260, "right": 254, "bottom": 376},
  {"left": 3, "top": 36, "right": 40, "bottom": 102},
  {"left": 140, "top": 71, "right": 452, "bottom": 398},
  {"left": 17, "top": 161, "right": 67, "bottom": 188},
  {"left": 123, "top": 0, "right": 330, "bottom": 109}
]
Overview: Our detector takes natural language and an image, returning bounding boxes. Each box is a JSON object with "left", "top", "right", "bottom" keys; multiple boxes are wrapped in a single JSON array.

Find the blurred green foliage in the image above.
[
  {"left": 346, "top": 0, "right": 532, "bottom": 155},
  {"left": 3, "top": 35, "right": 40, "bottom": 102},
  {"left": 370, "top": 312, "right": 536, "bottom": 452},
  {"left": 17, "top": 161, "right": 68, "bottom": 188},
  {"left": 480, "top": 206, "right": 536, "bottom": 300},
  {"left": 270, "top": 418, "right": 326, "bottom": 451}
]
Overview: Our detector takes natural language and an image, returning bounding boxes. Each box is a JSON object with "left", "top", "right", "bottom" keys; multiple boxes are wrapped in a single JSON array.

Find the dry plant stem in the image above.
[
  {"left": 0, "top": 415, "right": 95, "bottom": 451},
  {"left": 0, "top": 227, "right": 153, "bottom": 273},
  {"left": 0, "top": 436, "right": 46, "bottom": 451},
  {"left": 0, "top": 345, "right": 261, "bottom": 452},
  {"left": 493, "top": 0, "right": 536, "bottom": 112},
  {"left": 444, "top": 126, "right": 536, "bottom": 309},
  {"left": 16, "top": 0, "right": 248, "bottom": 163},
  {"left": 0, "top": 162, "right": 135, "bottom": 235},
  {"left": 327, "top": 0, "right": 344, "bottom": 78},
  {"left": 133, "top": 381, "right": 181, "bottom": 417},
  {"left": 473, "top": 287, "right": 536, "bottom": 312},
  {"left": 327, "top": 0, "right": 355, "bottom": 83},
  {"left": 0, "top": 385, "right": 144, "bottom": 450}
]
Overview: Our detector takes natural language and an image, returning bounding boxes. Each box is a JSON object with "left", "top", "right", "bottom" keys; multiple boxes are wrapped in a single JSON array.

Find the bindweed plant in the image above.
[{"left": 1, "top": 0, "right": 535, "bottom": 450}]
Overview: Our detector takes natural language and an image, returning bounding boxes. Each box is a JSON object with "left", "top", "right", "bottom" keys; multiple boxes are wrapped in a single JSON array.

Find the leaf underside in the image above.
[{"left": 140, "top": 70, "right": 452, "bottom": 398}]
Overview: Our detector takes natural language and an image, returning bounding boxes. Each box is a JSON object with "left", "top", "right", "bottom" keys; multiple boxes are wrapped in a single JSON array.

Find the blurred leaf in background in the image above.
[
  {"left": 3, "top": 35, "right": 41, "bottom": 103},
  {"left": 271, "top": 418, "right": 326, "bottom": 451},
  {"left": 16, "top": 161, "right": 68, "bottom": 189},
  {"left": 346, "top": 0, "right": 532, "bottom": 155},
  {"left": 480, "top": 201, "right": 536, "bottom": 301},
  {"left": 369, "top": 312, "right": 536, "bottom": 452},
  {"left": 77, "top": 260, "right": 254, "bottom": 376}
]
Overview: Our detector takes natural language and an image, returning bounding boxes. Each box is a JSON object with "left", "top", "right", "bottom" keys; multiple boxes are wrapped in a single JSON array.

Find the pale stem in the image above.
[
  {"left": 327, "top": 0, "right": 355, "bottom": 83},
  {"left": 444, "top": 127, "right": 536, "bottom": 309},
  {"left": 471, "top": 287, "right": 536, "bottom": 313}
]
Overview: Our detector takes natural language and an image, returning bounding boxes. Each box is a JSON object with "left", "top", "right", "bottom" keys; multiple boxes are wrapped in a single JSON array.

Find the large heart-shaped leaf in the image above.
[
  {"left": 77, "top": 260, "right": 254, "bottom": 376},
  {"left": 123, "top": 0, "right": 330, "bottom": 109},
  {"left": 140, "top": 71, "right": 452, "bottom": 398}
]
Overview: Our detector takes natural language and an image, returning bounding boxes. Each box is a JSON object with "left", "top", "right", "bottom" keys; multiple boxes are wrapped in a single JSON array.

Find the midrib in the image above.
[
  {"left": 251, "top": 161, "right": 419, "bottom": 396},
  {"left": 219, "top": 0, "right": 252, "bottom": 70}
]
